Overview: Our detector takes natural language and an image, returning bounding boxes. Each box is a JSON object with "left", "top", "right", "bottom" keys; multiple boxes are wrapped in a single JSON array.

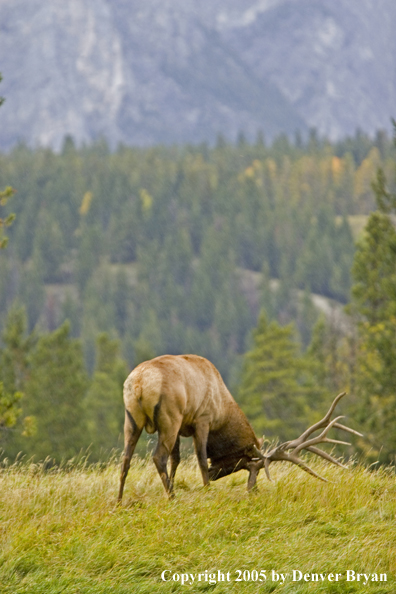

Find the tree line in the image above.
[{"left": 1, "top": 128, "right": 396, "bottom": 463}]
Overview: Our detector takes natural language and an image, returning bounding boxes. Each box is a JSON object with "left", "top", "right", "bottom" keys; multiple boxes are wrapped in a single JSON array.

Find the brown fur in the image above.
[{"left": 118, "top": 354, "right": 261, "bottom": 501}]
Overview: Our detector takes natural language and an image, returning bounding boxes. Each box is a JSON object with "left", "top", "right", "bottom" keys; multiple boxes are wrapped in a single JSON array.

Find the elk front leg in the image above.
[
  {"left": 118, "top": 410, "right": 143, "bottom": 504},
  {"left": 193, "top": 423, "right": 210, "bottom": 487}
]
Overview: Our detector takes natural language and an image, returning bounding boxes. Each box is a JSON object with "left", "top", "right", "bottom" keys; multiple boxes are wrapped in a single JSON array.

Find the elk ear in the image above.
[{"left": 257, "top": 436, "right": 264, "bottom": 448}]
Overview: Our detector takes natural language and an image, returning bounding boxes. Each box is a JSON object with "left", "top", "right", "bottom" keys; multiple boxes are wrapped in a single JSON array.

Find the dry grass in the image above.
[{"left": 0, "top": 456, "right": 395, "bottom": 593}]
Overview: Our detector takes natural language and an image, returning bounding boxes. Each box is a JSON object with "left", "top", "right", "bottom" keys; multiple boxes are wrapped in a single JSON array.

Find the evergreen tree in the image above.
[
  {"left": 351, "top": 212, "right": 396, "bottom": 324},
  {"left": 75, "top": 224, "right": 102, "bottom": 292},
  {"left": 259, "top": 261, "right": 275, "bottom": 320},
  {"left": 113, "top": 268, "right": 130, "bottom": 337},
  {"left": 0, "top": 306, "right": 35, "bottom": 447},
  {"left": 83, "top": 333, "right": 128, "bottom": 459},
  {"left": 108, "top": 199, "right": 139, "bottom": 263},
  {"left": 81, "top": 265, "right": 118, "bottom": 371},
  {"left": 31, "top": 210, "right": 66, "bottom": 282},
  {"left": 0, "top": 305, "right": 34, "bottom": 393},
  {"left": 307, "top": 313, "right": 355, "bottom": 397},
  {"left": 238, "top": 311, "right": 324, "bottom": 441},
  {"left": 297, "top": 286, "right": 319, "bottom": 349},
  {"left": 134, "top": 308, "right": 164, "bottom": 364},
  {"left": 18, "top": 257, "right": 45, "bottom": 332},
  {"left": 0, "top": 74, "right": 15, "bottom": 249},
  {"left": 60, "top": 292, "right": 81, "bottom": 338},
  {"left": 21, "top": 322, "right": 89, "bottom": 460},
  {"left": 0, "top": 185, "right": 15, "bottom": 250},
  {"left": 349, "top": 211, "right": 396, "bottom": 460},
  {"left": 349, "top": 125, "right": 396, "bottom": 461},
  {"left": 0, "top": 381, "right": 22, "bottom": 434}
]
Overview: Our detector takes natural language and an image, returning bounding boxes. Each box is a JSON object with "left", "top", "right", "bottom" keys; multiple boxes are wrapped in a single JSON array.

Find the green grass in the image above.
[{"left": 0, "top": 456, "right": 395, "bottom": 593}]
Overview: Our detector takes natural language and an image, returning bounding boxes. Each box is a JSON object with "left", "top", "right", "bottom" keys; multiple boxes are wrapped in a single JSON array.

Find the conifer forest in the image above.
[{"left": 1, "top": 129, "right": 396, "bottom": 464}]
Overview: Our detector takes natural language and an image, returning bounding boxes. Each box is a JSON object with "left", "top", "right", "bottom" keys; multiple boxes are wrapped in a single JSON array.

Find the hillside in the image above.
[
  {"left": 0, "top": 0, "right": 395, "bottom": 150},
  {"left": 1, "top": 134, "right": 395, "bottom": 467},
  {"left": 1, "top": 138, "right": 375, "bottom": 383},
  {"left": 0, "top": 458, "right": 395, "bottom": 593}
]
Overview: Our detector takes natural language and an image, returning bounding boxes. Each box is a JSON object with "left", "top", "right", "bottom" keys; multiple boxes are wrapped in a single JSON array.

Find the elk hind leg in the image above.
[
  {"left": 153, "top": 426, "right": 180, "bottom": 498},
  {"left": 169, "top": 434, "right": 181, "bottom": 492},
  {"left": 118, "top": 409, "right": 143, "bottom": 504}
]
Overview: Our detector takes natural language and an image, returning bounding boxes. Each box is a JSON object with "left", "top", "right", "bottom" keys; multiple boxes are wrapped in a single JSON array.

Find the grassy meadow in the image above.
[{"left": 0, "top": 456, "right": 395, "bottom": 593}]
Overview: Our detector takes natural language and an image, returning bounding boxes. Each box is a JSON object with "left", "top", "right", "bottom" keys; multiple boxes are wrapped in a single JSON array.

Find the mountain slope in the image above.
[{"left": 0, "top": 0, "right": 395, "bottom": 149}]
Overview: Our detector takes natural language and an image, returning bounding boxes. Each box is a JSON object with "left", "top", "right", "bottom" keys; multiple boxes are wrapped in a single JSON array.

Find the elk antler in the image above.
[{"left": 251, "top": 392, "right": 363, "bottom": 482}]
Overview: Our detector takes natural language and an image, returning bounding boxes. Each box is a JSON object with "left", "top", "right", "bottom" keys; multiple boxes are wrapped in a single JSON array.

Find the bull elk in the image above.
[{"left": 118, "top": 354, "right": 361, "bottom": 502}]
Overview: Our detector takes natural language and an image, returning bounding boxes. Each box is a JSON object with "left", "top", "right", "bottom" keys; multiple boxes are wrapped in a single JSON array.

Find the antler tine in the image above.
[
  {"left": 262, "top": 445, "right": 329, "bottom": 481},
  {"left": 287, "top": 454, "right": 328, "bottom": 482},
  {"left": 260, "top": 391, "right": 361, "bottom": 483},
  {"left": 292, "top": 415, "right": 351, "bottom": 455},
  {"left": 274, "top": 451, "right": 328, "bottom": 482},
  {"left": 306, "top": 446, "right": 348, "bottom": 469},
  {"left": 264, "top": 458, "right": 272, "bottom": 481},
  {"left": 333, "top": 422, "right": 363, "bottom": 437},
  {"left": 287, "top": 392, "right": 347, "bottom": 448},
  {"left": 252, "top": 444, "right": 266, "bottom": 461}
]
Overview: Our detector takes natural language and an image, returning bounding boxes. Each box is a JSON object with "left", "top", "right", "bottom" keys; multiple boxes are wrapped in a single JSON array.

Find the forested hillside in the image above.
[{"left": 1, "top": 130, "right": 395, "bottom": 462}]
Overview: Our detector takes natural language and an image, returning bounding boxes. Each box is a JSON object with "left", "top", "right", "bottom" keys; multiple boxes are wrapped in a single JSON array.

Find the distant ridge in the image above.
[{"left": 0, "top": 0, "right": 395, "bottom": 150}]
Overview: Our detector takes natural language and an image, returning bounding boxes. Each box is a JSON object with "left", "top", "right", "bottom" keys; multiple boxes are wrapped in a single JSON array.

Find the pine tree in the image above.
[
  {"left": 31, "top": 210, "right": 66, "bottom": 282},
  {"left": 0, "top": 306, "right": 34, "bottom": 448},
  {"left": 83, "top": 333, "right": 128, "bottom": 459},
  {"left": 113, "top": 268, "right": 129, "bottom": 337},
  {"left": 307, "top": 313, "right": 355, "bottom": 397},
  {"left": 0, "top": 185, "right": 15, "bottom": 250},
  {"left": 349, "top": 124, "right": 396, "bottom": 461},
  {"left": 0, "top": 382, "right": 22, "bottom": 434},
  {"left": 297, "top": 286, "right": 319, "bottom": 349},
  {"left": 18, "top": 257, "right": 45, "bottom": 332},
  {"left": 21, "top": 322, "right": 89, "bottom": 460},
  {"left": 351, "top": 212, "right": 396, "bottom": 324},
  {"left": 0, "top": 74, "right": 16, "bottom": 249},
  {"left": 238, "top": 311, "right": 324, "bottom": 441},
  {"left": 259, "top": 261, "right": 275, "bottom": 320},
  {"left": 350, "top": 212, "right": 396, "bottom": 460},
  {"left": 0, "top": 305, "right": 34, "bottom": 392}
]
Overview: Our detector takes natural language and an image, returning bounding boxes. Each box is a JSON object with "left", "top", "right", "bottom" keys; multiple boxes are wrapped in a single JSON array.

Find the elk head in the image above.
[{"left": 212, "top": 391, "right": 363, "bottom": 491}]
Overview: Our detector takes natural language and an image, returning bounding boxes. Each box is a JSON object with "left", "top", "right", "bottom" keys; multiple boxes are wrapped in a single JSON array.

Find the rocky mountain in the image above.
[{"left": 0, "top": 0, "right": 395, "bottom": 150}]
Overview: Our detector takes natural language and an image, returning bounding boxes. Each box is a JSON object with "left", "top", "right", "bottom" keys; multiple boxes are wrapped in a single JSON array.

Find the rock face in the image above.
[
  {"left": 0, "top": 0, "right": 395, "bottom": 150},
  {"left": 220, "top": 0, "right": 396, "bottom": 141}
]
